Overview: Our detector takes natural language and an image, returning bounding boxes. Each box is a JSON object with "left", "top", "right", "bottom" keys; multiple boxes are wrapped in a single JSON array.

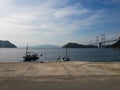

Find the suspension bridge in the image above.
[{"left": 92, "top": 34, "right": 120, "bottom": 48}]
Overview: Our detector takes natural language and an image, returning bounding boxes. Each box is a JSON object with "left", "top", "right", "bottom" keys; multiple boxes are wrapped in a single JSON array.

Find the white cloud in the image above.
[
  {"left": 54, "top": 5, "right": 89, "bottom": 18},
  {"left": 0, "top": 0, "right": 106, "bottom": 46}
]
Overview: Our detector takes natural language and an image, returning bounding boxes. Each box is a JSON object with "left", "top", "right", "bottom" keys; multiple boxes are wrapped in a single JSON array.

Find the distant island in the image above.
[
  {"left": 63, "top": 43, "right": 97, "bottom": 48},
  {"left": 0, "top": 40, "right": 17, "bottom": 48},
  {"left": 63, "top": 40, "right": 120, "bottom": 48}
]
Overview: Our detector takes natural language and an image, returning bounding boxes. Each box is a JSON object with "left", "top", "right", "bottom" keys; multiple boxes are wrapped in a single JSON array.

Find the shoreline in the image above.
[{"left": 0, "top": 60, "right": 120, "bottom": 63}]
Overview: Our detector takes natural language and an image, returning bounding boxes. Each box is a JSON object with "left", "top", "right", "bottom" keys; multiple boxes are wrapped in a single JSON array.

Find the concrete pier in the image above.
[{"left": 0, "top": 61, "right": 120, "bottom": 90}]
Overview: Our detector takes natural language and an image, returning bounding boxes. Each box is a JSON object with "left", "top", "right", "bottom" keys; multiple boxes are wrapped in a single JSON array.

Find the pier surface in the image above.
[{"left": 0, "top": 61, "right": 120, "bottom": 90}]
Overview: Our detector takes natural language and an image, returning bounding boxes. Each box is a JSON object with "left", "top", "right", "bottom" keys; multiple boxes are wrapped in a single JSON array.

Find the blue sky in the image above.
[{"left": 0, "top": 0, "right": 120, "bottom": 46}]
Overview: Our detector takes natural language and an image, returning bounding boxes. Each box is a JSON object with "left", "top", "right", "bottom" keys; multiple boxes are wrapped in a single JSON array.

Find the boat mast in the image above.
[
  {"left": 66, "top": 48, "right": 67, "bottom": 58},
  {"left": 26, "top": 44, "right": 28, "bottom": 56}
]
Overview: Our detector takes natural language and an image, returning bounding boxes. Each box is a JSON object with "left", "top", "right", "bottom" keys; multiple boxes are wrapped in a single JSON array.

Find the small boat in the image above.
[
  {"left": 57, "top": 48, "right": 71, "bottom": 62},
  {"left": 23, "top": 45, "right": 39, "bottom": 62},
  {"left": 57, "top": 56, "right": 70, "bottom": 62}
]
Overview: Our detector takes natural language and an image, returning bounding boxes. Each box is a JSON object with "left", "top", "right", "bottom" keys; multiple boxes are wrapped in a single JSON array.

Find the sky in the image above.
[{"left": 0, "top": 0, "right": 120, "bottom": 47}]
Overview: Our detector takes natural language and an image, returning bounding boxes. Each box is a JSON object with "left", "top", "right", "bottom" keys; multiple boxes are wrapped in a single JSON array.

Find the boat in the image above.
[
  {"left": 23, "top": 45, "right": 39, "bottom": 62},
  {"left": 57, "top": 48, "right": 71, "bottom": 61}
]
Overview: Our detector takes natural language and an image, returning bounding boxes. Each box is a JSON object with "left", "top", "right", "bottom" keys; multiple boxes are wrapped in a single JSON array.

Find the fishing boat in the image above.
[{"left": 23, "top": 45, "right": 39, "bottom": 62}]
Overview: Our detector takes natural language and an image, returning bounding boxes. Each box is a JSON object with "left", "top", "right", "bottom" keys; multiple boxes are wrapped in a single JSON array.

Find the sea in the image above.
[{"left": 0, "top": 48, "right": 120, "bottom": 62}]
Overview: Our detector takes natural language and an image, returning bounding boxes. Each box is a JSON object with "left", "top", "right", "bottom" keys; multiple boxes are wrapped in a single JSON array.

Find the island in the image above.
[
  {"left": 62, "top": 43, "right": 97, "bottom": 48},
  {"left": 63, "top": 40, "right": 120, "bottom": 49},
  {"left": 112, "top": 39, "right": 120, "bottom": 49},
  {"left": 0, "top": 40, "right": 17, "bottom": 48}
]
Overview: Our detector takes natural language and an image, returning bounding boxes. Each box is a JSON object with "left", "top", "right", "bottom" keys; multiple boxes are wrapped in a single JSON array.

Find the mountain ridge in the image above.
[
  {"left": 29, "top": 44, "right": 60, "bottom": 48},
  {"left": 0, "top": 40, "right": 17, "bottom": 48}
]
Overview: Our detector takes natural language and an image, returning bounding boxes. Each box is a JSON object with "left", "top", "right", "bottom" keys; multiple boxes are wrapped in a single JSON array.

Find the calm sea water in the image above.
[{"left": 0, "top": 48, "right": 120, "bottom": 62}]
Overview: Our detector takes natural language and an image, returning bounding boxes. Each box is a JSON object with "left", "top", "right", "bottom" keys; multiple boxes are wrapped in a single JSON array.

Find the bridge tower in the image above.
[
  {"left": 101, "top": 34, "right": 105, "bottom": 48},
  {"left": 96, "top": 36, "right": 100, "bottom": 48}
]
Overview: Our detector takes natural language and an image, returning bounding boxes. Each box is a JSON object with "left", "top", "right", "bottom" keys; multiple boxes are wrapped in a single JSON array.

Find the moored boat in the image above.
[
  {"left": 57, "top": 48, "right": 71, "bottom": 62},
  {"left": 23, "top": 45, "right": 39, "bottom": 62}
]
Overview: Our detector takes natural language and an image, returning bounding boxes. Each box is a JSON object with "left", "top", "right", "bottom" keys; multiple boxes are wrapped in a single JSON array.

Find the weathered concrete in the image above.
[
  {"left": 0, "top": 61, "right": 120, "bottom": 90},
  {"left": 0, "top": 61, "right": 120, "bottom": 77}
]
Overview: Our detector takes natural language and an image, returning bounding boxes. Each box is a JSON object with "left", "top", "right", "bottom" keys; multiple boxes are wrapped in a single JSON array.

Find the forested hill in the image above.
[
  {"left": 112, "top": 40, "right": 120, "bottom": 49},
  {"left": 0, "top": 40, "right": 17, "bottom": 48},
  {"left": 62, "top": 43, "right": 97, "bottom": 48}
]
